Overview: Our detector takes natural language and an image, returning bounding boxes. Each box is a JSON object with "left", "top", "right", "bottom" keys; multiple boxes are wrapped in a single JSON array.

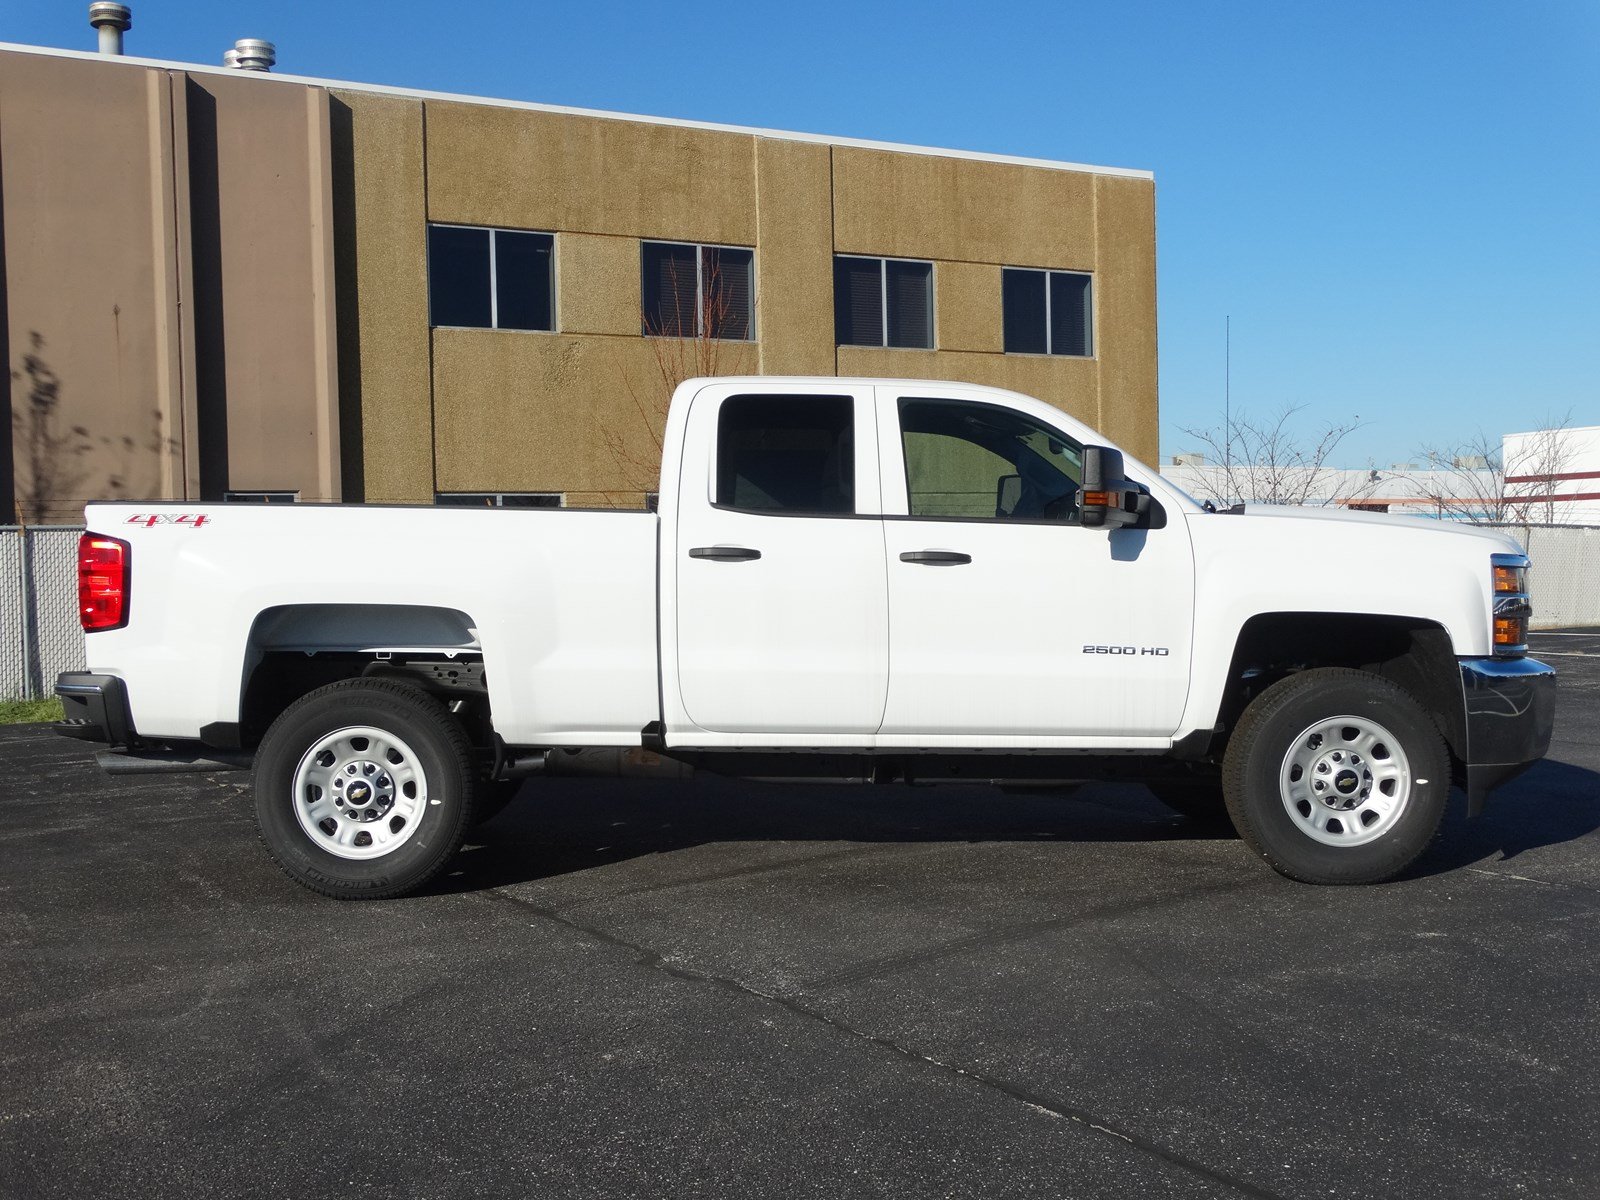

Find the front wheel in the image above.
[
  {"left": 1223, "top": 668, "right": 1449, "bottom": 885},
  {"left": 253, "top": 679, "right": 475, "bottom": 900}
]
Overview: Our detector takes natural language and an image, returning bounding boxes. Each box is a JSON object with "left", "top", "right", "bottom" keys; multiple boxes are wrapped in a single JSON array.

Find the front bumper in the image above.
[
  {"left": 54, "top": 672, "right": 137, "bottom": 748},
  {"left": 1459, "top": 656, "right": 1556, "bottom": 816}
]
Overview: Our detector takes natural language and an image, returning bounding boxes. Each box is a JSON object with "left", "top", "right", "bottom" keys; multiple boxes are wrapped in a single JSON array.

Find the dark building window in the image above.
[
  {"left": 428, "top": 225, "right": 554, "bottom": 331},
  {"left": 834, "top": 256, "right": 933, "bottom": 349},
  {"left": 224, "top": 491, "right": 296, "bottom": 503},
  {"left": 1002, "top": 268, "right": 1093, "bottom": 356},
  {"left": 641, "top": 242, "right": 754, "bottom": 339},
  {"left": 715, "top": 394, "right": 855, "bottom": 515},
  {"left": 435, "top": 492, "right": 564, "bottom": 507}
]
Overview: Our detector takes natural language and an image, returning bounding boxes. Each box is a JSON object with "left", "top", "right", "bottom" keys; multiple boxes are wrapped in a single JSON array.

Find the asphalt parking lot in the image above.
[{"left": 3, "top": 631, "right": 1598, "bottom": 1199}]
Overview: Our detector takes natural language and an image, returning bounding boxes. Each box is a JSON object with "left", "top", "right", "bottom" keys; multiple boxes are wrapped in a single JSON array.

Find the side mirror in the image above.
[{"left": 1080, "top": 446, "right": 1151, "bottom": 530}]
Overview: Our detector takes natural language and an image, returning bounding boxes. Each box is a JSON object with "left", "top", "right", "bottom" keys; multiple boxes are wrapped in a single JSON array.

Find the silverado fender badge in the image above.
[{"left": 125, "top": 513, "right": 211, "bottom": 528}]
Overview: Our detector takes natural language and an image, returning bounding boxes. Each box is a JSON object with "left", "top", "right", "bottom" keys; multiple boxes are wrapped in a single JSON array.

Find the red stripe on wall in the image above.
[{"left": 1504, "top": 469, "right": 1600, "bottom": 484}]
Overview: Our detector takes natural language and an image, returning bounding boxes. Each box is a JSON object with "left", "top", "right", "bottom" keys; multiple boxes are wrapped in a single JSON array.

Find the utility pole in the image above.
[{"left": 1224, "top": 315, "right": 1232, "bottom": 475}]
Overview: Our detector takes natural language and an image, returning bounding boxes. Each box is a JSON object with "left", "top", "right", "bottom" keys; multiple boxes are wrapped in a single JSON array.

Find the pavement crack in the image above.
[
  {"left": 1464, "top": 866, "right": 1600, "bottom": 896},
  {"left": 801, "top": 877, "right": 1253, "bottom": 993},
  {"left": 549, "top": 843, "right": 921, "bottom": 915},
  {"left": 479, "top": 885, "right": 1284, "bottom": 1200}
]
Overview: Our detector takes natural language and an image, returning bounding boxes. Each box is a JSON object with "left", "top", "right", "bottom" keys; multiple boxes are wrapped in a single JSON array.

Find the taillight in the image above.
[{"left": 78, "top": 534, "right": 130, "bottom": 631}]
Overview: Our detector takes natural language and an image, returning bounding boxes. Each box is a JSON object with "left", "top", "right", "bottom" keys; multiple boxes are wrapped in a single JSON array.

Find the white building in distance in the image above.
[{"left": 1162, "top": 425, "right": 1600, "bottom": 525}]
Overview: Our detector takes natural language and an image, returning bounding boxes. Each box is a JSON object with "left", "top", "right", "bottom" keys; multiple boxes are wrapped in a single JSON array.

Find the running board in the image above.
[{"left": 96, "top": 748, "right": 253, "bottom": 775}]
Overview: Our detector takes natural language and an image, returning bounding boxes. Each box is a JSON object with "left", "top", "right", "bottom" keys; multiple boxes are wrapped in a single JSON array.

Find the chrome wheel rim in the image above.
[
  {"left": 1279, "top": 715, "right": 1412, "bottom": 847},
  {"left": 292, "top": 726, "right": 429, "bottom": 860}
]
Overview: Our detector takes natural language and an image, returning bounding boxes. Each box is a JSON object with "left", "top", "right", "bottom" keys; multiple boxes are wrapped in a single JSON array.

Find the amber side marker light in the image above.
[
  {"left": 78, "top": 534, "right": 130, "bottom": 631},
  {"left": 1493, "top": 564, "right": 1527, "bottom": 594},
  {"left": 1494, "top": 615, "right": 1528, "bottom": 648}
]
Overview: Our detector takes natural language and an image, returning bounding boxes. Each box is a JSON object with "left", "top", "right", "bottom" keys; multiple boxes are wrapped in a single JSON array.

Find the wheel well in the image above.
[
  {"left": 235, "top": 604, "right": 491, "bottom": 750},
  {"left": 239, "top": 651, "right": 494, "bottom": 753},
  {"left": 1216, "top": 613, "right": 1464, "bottom": 765}
]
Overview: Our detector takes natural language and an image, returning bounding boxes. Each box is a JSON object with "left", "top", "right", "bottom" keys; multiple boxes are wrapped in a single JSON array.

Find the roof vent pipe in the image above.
[
  {"left": 88, "top": 3, "right": 132, "bottom": 55},
  {"left": 223, "top": 39, "right": 276, "bottom": 71}
]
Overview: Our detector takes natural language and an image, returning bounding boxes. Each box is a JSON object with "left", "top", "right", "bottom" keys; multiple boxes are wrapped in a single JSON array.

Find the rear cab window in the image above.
[{"left": 715, "top": 395, "right": 857, "bottom": 515}]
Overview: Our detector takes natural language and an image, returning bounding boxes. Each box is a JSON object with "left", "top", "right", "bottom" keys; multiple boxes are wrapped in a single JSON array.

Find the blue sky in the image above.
[{"left": 6, "top": 1, "right": 1597, "bottom": 465}]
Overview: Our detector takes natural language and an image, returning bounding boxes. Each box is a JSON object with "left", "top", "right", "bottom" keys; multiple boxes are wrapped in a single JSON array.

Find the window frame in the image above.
[
  {"left": 434, "top": 492, "right": 565, "bottom": 508},
  {"left": 427, "top": 222, "right": 557, "bottom": 333},
  {"left": 640, "top": 239, "right": 757, "bottom": 342},
  {"left": 223, "top": 490, "right": 297, "bottom": 503},
  {"left": 1001, "top": 266, "right": 1095, "bottom": 358},
  {"left": 833, "top": 254, "right": 936, "bottom": 350}
]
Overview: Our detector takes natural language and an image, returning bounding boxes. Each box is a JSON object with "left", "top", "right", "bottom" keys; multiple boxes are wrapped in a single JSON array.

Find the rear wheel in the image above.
[
  {"left": 1223, "top": 668, "right": 1449, "bottom": 884},
  {"left": 253, "top": 679, "right": 475, "bottom": 900}
]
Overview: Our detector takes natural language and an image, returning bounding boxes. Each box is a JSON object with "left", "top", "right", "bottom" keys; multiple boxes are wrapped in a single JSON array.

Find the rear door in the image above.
[
  {"left": 875, "top": 386, "right": 1194, "bottom": 742},
  {"left": 672, "top": 383, "right": 888, "bottom": 736}
]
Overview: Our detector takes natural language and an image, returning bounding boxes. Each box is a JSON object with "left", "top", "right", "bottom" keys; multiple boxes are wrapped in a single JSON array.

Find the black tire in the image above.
[
  {"left": 472, "top": 778, "right": 523, "bottom": 828},
  {"left": 1223, "top": 668, "right": 1449, "bottom": 885},
  {"left": 253, "top": 679, "right": 475, "bottom": 900}
]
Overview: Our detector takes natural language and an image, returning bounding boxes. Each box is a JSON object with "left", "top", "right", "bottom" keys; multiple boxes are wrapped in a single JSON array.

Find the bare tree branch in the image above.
[
  {"left": 1414, "top": 410, "right": 1574, "bottom": 525},
  {"left": 1177, "top": 405, "right": 1369, "bottom": 507},
  {"left": 603, "top": 254, "right": 755, "bottom": 505}
]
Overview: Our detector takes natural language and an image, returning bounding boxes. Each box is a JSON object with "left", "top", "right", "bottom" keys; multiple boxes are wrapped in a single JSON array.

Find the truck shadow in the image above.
[
  {"left": 1410, "top": 759, "right": 1600, "bottom": 878},
  {"left": 427, "top": 758, "right": 1600, "bottom": 895},
  {"left": 431, "top": 780, "right": 1217, "bottom": 894}
]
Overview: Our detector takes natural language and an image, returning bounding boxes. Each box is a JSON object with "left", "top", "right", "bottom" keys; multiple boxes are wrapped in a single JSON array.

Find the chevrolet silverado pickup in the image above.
[{"left": 57, "top": 377, "right": 1555, "bottom": 898}]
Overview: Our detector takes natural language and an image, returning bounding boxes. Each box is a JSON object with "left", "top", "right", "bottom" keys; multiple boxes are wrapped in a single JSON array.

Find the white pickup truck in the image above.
[{"left": 57, "top": 376, "right": 1554, "bottom": 899}]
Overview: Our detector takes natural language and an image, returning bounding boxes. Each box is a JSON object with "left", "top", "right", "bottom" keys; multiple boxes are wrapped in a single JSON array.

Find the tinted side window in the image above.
[
  {"left": 899, "top": 398, "right": 1083, "bottom": 521},
  {"left": 1001, "top": 268, "right": 1047, "bottom": 354},
  {"left": 428, "top": 225, "right": 492, "bottom": 328},
  {"left": 716, "top": 395, "right": 855, "bottom": 515}
]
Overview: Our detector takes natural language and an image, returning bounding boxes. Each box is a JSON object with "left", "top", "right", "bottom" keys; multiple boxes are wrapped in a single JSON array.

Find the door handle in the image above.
[
  {"left": 689, "top": 545, "right": 762, "bottom": 562},
  {"left": 899, "top": 550, "right": 972, "bottom": 566}
]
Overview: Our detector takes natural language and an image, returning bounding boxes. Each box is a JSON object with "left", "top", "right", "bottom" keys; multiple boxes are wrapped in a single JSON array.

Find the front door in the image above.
[
  {"left": 673, "top": 384, "right": 888, "bottom": 736},
  {"left": 875, "top": 388, "right": 1194, "bottom": 742}
]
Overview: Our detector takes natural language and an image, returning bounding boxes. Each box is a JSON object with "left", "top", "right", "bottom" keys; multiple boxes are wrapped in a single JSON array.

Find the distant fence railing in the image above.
[
  {"left": 2, "top": 521, "right": 1597, "bottom": 701},
  {"left": 2, "top": 526, "right": 86, "bottom": 701}
]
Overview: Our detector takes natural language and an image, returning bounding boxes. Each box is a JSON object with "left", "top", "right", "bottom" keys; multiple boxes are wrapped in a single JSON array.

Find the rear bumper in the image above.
[
  {"left": 54, "top": 672, "right": 137, "bottom": 748},
  {"left": 1460, "top": 656, "right": 1556, "bottom": 816}
]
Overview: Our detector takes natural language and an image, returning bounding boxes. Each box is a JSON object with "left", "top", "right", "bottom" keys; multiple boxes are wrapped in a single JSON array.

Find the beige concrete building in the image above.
[{"left": 0, "top": 38, "right": 1158, "bottom": 520}]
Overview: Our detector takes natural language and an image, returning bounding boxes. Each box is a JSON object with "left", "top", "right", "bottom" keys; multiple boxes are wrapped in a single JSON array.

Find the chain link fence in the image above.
[
  {"left": 1489, "top": 524, "right": 1600, "bottom": 629},
  {"left": 1, "top": 526, "right": 87, "bottom": 700}
]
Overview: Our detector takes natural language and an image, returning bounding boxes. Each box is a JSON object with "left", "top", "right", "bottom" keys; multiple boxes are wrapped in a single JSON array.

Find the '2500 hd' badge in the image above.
[{"left": 124, "top": 513, "right": 211, "bottom": 528}]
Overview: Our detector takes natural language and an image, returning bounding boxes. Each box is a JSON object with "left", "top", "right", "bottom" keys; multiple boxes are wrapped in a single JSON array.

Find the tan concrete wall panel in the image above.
[
  {"left": 558, "top": 234, "right": 639, "bottom": 337},
  {"left": 187, "top": 71, "right": 339, "bottom": 499},
  {"left": 836, "top": 346, "right": 1100, "bottom": 429},
  {"left": 432, "top": 330, "right": 756, "bottom": 499},
  {"left": 754, "top": 139, "right": 834, "bottom": 376},
  {"left": 832, "top": 148, "right": 1095, "bottom": 269},
  {"left": 0, "top": 52, "right": 180, "bottom": 521},
  {"left": 934, "top": 261, "right": 1002, "bottom": 353},
  {"left": 1092, "top": 175, "right": 1159, "bottom": 463},
  {"left": 334, "top": 89, "right": 433, "bottom": 502},
  {"left": 424, "top": 102, "right": 757, "bottom": 246}
]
